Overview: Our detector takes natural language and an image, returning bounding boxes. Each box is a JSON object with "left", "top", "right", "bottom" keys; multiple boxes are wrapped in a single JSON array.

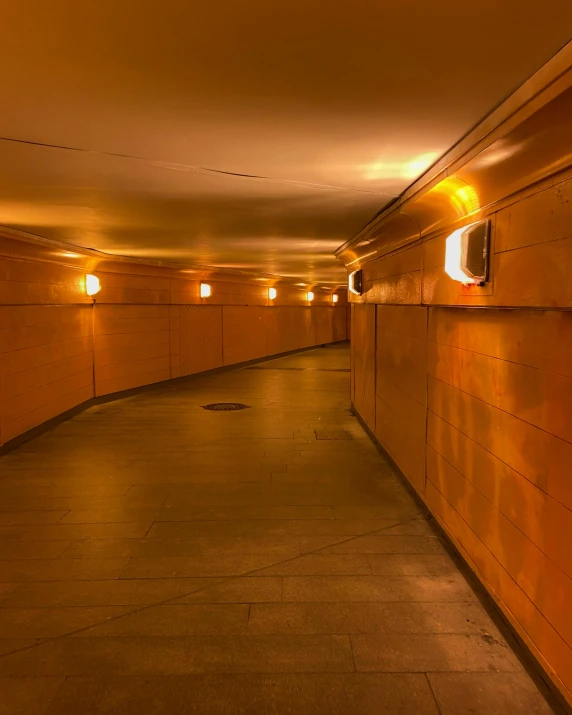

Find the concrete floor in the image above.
[{"left": 0, "top": 343, "right": 558, "bottom": 714}]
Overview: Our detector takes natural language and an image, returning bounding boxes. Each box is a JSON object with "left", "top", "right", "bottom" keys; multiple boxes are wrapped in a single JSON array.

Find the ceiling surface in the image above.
[{"left": 1, "top": 1, "right": 571, "bottom": 284}]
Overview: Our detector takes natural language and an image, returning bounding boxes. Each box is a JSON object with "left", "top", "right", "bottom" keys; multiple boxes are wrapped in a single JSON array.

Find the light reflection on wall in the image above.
[
  {"left": 451, "top": 184, "right": 480, "bottom": 216},
  {"left": 427, "top": 176, "right": 481, "bottom": 218}
]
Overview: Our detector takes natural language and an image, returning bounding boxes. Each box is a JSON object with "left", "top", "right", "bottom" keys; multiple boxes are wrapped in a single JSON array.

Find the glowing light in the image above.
[
  {"left": 445, "top": 231, "right": 467, "bottom": 283},
  {"left": 85, "top": 274, "right": 101, "bottom": 296},
  {"left": 307, "top": 291, "right": 314, "bottom": 302},
  {"left": 200, "top": 283, "right": 211, "bottom": 298},
  {"left": 268, "top": 287, "right": 277, "bottom": 300},
  {"left": 445, "top": 220, "right": 489, "bottom": 286},
  {"left": 348, "top": 270, "right": 363, "bottom": 296},
  {"left": 332, "top": 294, "right": 339, "bottom": 303}
]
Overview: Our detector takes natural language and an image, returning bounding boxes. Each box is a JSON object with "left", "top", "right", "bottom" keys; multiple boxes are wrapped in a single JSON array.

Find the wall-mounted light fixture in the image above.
[
  {"left": 85, "top": 274, "right": 101, "bottom": 297},
  {"left": 332, "top": 294, "right": 339, "bottom": 304},
  {"left": 348, "top": 269, "right": 363, "bottom": 295},
  {"left": 268, "top": 287, "right": 277, "bottom": 300},
  {"left": 200, "top": 282, "right": 212, "bottom": 298},
  {"left": 445, "top": 219, "right": 490, "bottom": 286},
  {"left": 307, "top": 291, "right": 314, "bottom": 302}
]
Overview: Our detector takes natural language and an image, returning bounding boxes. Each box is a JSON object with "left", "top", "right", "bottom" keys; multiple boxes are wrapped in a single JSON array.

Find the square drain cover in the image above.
[{"left": 315, "top": 429, "right": 353, "bottom": 440}]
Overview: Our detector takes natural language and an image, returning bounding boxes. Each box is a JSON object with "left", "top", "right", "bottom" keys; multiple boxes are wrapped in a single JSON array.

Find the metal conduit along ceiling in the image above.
[{"left": 0, "top": 1, "right": 571, "bottom": 284}]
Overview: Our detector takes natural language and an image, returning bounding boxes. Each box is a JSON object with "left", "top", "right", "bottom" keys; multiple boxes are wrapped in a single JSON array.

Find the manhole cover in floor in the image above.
[{"left": 202, "top": 403, "right": 252, "bottom": 411}]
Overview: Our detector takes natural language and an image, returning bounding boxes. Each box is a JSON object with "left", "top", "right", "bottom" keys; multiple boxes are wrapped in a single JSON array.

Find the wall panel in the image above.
[
  {"left": 0, "top": 305, "right": 94, "bottom": 444},
  {"left": 363, "top": 245, "right": 423, "bottom": 305},
  {"left": 351, "top": 304, "right": 376, "bottom": 431},
  {"left": 222, "top": 306, "right": 268, "bottom": 365},
  {"left": 93, "top": 305, "right": 171, "bottom": 396},
  {"left": 311, "top": 307, "right": 335, "bottom": 346},
  {"left": 374, "top": 305, "right": 427, "bottom": 493},
  {"left": 180, "top": 305, "right": 223, "bottom": 376},
  {"left": 0, "top": 256, "right": 88, "bottom": 305}
]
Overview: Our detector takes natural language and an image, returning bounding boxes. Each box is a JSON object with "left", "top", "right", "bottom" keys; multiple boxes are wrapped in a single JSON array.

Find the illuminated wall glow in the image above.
[
  {"left": 332, "top": 294, "right": 339, "bottom": 303},
  {"left": 85, "top": 274, "right": 101, "bottom": 296},
  {"left": 200, "top": 283, "right": 212, "bottom": 298},
  {"left": 365, "top": 151, "right": 440, "bottom": 181},
  {"left": 268, "top": 287, "right": 277, "bottom": 300},
  {"left": 451, "top": 185, "right": 480, "bottom": 216},
  {"left": 307, "top": 291, "right": 314, "bottom": 301}
]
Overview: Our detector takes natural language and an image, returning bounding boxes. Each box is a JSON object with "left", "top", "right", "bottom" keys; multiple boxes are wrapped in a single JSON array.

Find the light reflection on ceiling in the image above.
[{"left": 0, "top": 1, "right": 571, "bottom": 283}]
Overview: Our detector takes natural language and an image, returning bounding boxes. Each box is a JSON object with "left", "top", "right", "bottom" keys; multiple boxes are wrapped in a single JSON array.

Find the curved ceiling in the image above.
[{"left": 1, "top": 1, "right": 571, "bottom": 283}]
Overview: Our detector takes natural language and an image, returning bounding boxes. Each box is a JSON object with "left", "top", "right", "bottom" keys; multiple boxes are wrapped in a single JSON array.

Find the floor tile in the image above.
[
  {"left": 0, "top": 511, "right": 68, "bottom": 525},
  {"left": 258, "top": 554, "right": 372, "bottom": 576},
  {"left": 176, "top": 577, "right": 283, "bottom": 603},
  {"left": 119, "top": 554, "right": 283, "bottom": 579},
  {"left": 282, "top": 575, "right": 478, "bottom": 602},
  {"left": 0, "top": 542, "right": 72, "bottom": 560},
  {"left": 158, "top": 504, "right": 336, "bottom": 520},
  {"left": 0, "top": 640, "right": 38, "bottom": 656},
  {"left": 368, "top": 554, "right": 460, "bottom": 576},
  {"left": 0, "top": 558, "right": 129, "bottom": 582},
  {"left": 0, "top": 523, "right": 152, "bottom": 542},
  {"left": 248, "top": 602, "right": 502, "bottom": 636},
  {"left": 0, "top": 606, "right": 131, "bottom": 638},
  {"left": 63, "top": 537, "right": 301, "bottom": 559},
  {"left": 0, "top": 676, "right": 64, "bottom": 714},
  {"left": 44, "top": 673, "right": 440, "bottom": 715},
  {"left": 0, "top": 635, "right": 354, "bottom": 676},
  {"left": 2, "top": 578, "right": 214, "bottom": 608},
  {"left": 318, "top": 534, "right": 447, "bottom": 554},
  {"left": 71, "top": 604, "right": 249, "bottom": 637},
  {"left": 427, "top": 672, "right": 556, "bottom": 714},
  {"left": 352, "top": 633, "right": 522, "bottom": 672}
]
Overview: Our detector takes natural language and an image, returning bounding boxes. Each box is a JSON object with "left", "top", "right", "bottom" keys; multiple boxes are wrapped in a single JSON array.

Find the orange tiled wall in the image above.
[
  {"left": 350, "top": 170, "right": 572, "bottom": 703},
  {"left": 0, "top": 250, "right": 348, "bottom": 445},
  {"left": 0, "top": 305, "right": 94, "bottom": 444},
  {"left": 426, "top": 307, "right": 572, "bottom": 698}
]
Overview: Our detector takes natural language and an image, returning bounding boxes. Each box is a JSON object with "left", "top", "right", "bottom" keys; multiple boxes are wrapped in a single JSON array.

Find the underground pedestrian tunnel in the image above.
[{"left": 0, "top": 4, "right": 571, "bottom": 713}]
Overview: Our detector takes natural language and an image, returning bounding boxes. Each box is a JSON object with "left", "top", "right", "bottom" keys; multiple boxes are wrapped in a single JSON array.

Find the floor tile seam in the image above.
[
  {"left": 56, "top": 511, "right": 71, "bottom": 524},
  {"left": 16, "top": 633, "right": 505, "bottom": 641},
  {"left": 0, "top": 667, "right": 523, "bottom": 676},
  {"left": 66, "top": 629, "right": 504, "bottom": 638},
  {"left": 0, "top": 554, "right": 78, "bottom": 563},
  {"left": 0, "top": 671, "right": 490, "bottom": 680},
  {"left": 117, "top": 558, "right": 135, "bottom": 580},
  {"left": 0, "top": 534, "right": 152, "bottom": 542},
  {"left": 0, "top": 599, "right": 480, "bottom": 610},
  {"left": 424, "top": 672, "right": 444, "bottom": 715},
  {"left": 42, "top": 675, "right": 68, "bottom": 715},
  {"left": 0, "top": 515, "right": 427, "bottom": 658}
]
